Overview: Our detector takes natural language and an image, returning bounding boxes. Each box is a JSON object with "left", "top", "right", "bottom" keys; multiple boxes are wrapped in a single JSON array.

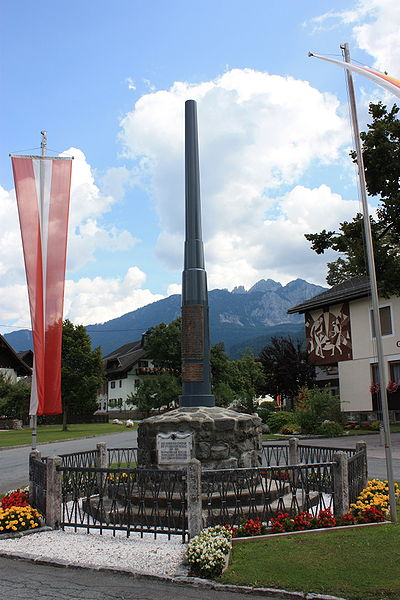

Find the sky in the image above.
[{"left": 1, "top": 0, "right": 400, "bottom": 333}]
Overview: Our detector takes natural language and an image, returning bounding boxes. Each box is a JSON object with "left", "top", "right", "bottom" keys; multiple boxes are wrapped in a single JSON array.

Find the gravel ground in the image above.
[{"left": 0, "top": 529, "right": 187, "bottom": 576}]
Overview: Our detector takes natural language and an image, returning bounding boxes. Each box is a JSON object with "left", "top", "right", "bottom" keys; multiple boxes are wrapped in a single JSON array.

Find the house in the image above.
[
  {"left": 99, "top": 339, "right": 155, "bottom": 413},
  {"left": 0, "top": 334, "right": 32, "bottom": 383},
  {"left": 288, "top": 275, "right": 400, "bottom": 422}
]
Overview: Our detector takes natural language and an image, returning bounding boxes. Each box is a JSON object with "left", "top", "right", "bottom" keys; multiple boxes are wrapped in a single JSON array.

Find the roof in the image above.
[
  {"left": 103, "top": 339, "right": 147, "bottom": 378},
  {"left": 0, "top": 335, "right": 32, "bottom": 376},
  {"left": 287, "top": 275, "right": 371, "bottom": 314},
  {"left": 17, "top": 350, "right": 33, "bottom": 368}
]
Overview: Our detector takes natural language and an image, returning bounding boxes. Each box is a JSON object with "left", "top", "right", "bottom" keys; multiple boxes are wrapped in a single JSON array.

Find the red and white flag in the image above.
[
  {"left": 309, "top": 52, "right": 400, "bottom": 99},
  {"left": 11, "top": 155, "right": 72, "bottom": 416}
]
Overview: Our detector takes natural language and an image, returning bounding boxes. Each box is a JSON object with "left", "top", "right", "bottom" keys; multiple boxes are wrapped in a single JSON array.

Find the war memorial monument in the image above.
[{"left": 137, "top": 100, "right": 262, "bottom": 470}]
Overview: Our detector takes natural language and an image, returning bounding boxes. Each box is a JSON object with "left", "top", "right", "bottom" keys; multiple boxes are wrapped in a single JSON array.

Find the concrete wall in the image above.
[{"left": 339, "top": 296, "right": 400, "bottom": 412}]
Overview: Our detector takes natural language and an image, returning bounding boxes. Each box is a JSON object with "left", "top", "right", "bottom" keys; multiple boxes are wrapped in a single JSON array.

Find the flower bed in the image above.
[
  {"left": 186, "top": 525, "right": 232, "bottom": 579},
  {"left": 0, "top": 488, "right": 42, "bottom": 535},
  {"left": 225, "top": 479, "right": 396, "bottom": 543}
]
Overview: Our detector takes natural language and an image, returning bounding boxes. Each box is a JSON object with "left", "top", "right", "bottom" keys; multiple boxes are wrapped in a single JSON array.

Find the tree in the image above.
[
  {"left": 259, "top": 337, "right": 314, "bottom": 409},
  {"left": 61, "top": 320, "right": 104, "bottom": 430},
  {"left": 128, "top": 373, "right": 180, "bottom": 416},
  {"left": 0, "top": 373, "right": 30, "bottom": 422},
  {"left": 144, "top": 318, "right": 182, "bottom": 377},
  {"left": 305, "top": 102, "right": 400, "bottom": 296}
]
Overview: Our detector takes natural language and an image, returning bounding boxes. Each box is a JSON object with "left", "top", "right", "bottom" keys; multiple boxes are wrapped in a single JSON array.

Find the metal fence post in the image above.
[
  {"left": 289, "top": 438, "right": 299, "bottom": 465},
  {"left": 46, "top": 456, "right": 62, "bottom": 528},
  {"left": 29, "top": 450, "right": 41, "bottom": 503},
  {"left": 333, "top": 451, "right": 349, "bottom": 516},
  {"left": 355, "top": 441, "right": 368, "bottom": 489},
  {"left": 187, "top": 458, "right": 202, "bottom": 539}
]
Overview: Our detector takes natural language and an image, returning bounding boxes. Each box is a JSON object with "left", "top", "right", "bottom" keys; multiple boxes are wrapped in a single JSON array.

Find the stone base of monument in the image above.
[{"left": 137, "top": 406, "right": 262, "bottom": 470}]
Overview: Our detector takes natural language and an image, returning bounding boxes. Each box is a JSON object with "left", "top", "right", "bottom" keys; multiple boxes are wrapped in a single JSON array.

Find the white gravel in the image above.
[{"left": 0, "top": 529, "right": 187, "bottom": 577}]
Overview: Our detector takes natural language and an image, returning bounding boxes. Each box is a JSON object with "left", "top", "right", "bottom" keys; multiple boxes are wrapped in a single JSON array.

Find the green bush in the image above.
[
  {"left": 368, "top": 420, "right": 381, "bottom": 431},
  {"left": 295, "top": 387, "right": 343, "bottom": 434},
  {"left": 256, "top": 407, "right": 273, "bottom": 423},
  {"left": 318, "top": 421, "right": 343, "bottom": 437},
  {"left": 266, "top": 411, "right": 295, "bottom": 433}
]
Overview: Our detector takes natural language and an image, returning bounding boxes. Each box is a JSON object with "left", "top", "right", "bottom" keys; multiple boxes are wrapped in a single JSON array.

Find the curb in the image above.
[
  {"left": 0, "top": 551, "right": 349, "bottom": 600},
  {"left": 231, "top": 520, "right": 391, "bottom": 544}
]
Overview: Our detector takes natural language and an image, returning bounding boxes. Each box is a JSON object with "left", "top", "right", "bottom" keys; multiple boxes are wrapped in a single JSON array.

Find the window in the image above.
[
  {"left": 110, "top": 381, "right": 116, "bottom": 389},
  {"left": 371, "top": 305, "right": 392, "bottom": 337},
  {"left": 389, "top": 362, "right": 400, "bottom": 385},
  {"left": 139, "top": 360, "right": 148, "bottom": 368},
  {"left": 119, "top": 380, "right": 122, "bottom": 388},
  {"left": 135, "top": 379, "right": 140, "bottom": 388}
]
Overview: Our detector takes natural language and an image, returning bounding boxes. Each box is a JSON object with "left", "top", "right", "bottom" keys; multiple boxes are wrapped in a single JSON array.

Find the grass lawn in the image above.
[
  {"left": 220, "top": 522, "right": 400, "bottom": 600},
  {"left": 0, "top": 422, "right": 138, "bottom": 448}
]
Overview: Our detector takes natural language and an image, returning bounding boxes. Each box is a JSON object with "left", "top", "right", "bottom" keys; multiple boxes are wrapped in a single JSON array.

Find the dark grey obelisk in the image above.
[{"left": 179, "top": 100, "right": 215, "bottom": 408}]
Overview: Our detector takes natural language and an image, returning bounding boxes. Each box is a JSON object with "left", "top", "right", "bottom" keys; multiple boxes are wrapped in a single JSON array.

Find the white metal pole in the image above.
[
  {"left": 31, "top": 130, "right": 47, "bottom": 451},
  {"left": 341, "top": 43, "right": 397, "bottom": 521}
]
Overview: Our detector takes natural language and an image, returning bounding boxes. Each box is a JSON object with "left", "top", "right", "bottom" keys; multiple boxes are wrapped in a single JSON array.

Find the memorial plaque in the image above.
[
  {"left": 182, "top": 305, "right": 204, "bottom": 359},
  {"left": 157, "top": 432, "right": 193, "bottom": 465},
  {"left": 182, "top": 362, "right": 204, "bottom": 382}
]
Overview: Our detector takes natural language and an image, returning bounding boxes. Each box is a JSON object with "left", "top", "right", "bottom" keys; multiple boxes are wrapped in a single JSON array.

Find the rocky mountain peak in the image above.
[{"left": 248, "top": 279, "right": 282, "bottom": 294}]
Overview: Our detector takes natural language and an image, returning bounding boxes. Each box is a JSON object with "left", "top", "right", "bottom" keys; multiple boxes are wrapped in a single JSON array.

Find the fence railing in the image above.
[
  {"left": 202, "top": 462, "right": 335, "bottom": 527},
  {"left": 29, "top": 440, "right": 368, "bottom": 539},
  {"left": 59, "top": 465, "right": 186, "bottom": 540},
  {"left": 29, "top": 452, "right": 47, "bottom": 517}
]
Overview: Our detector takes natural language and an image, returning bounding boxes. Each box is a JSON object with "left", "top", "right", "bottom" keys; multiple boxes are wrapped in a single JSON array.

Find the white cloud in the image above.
[
  {"left": 118, "top": 68, "right": 351, "bottom": 289},
  {"left": 63, "top": 148, "right": 138, "bottom": 271},
  {"left": 64, "top": 267, "right": 164, "bottom": 325},
  {"left": 313, "top": 0, "right": 400, "bottom": 74},
  {"left": 166, "top": 283, "right": 182, "bottom": 296}
]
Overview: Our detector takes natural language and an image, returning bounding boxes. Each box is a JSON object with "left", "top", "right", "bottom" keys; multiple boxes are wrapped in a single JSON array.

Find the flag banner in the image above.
[
  {"left": 11, "top": 155, "right": 72, "bottom": 416},
  {"left": 309, "top": 52, "right": 400, "bottom": 99}
]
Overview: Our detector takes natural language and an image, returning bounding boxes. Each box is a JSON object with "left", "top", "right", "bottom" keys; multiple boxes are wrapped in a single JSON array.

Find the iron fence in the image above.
[
  {"left": 348, "top": 449, "right": 367, "bottom": 504},
  {"left": 107, "top": 447, "right": 137, "bottom": 468},
  {"left": 31, "top": 441, "right": 368, "bottom": 538},
  {"left": 29, "top": 454, "right": 47, "bottom": 517},
  {"left": 58, "top": 465, "right": 187, "bottom": 541},
  {"left": 299, "top": 445, "right": 356, "bottom": 464},
  {"left": 60, "top": 450, "right": 98, "bottom": 469},
  {"left": 261, "top": 443, "right": 289, "bottom": 466},
  {"left": 202, "top": 463, "right": 334, "bottom": 527}
]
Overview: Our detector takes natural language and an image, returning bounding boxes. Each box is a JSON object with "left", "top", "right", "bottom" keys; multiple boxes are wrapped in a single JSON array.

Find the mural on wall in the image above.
[{"left": 305, "top": 303, "right": 352, "bottom": 365}]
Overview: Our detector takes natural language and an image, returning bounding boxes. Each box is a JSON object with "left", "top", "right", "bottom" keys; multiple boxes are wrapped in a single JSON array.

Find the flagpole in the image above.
[
  {"left": 341, "top": 42, "right": 397, "bottom": 522},
  {"left": 30, "top": 130, "right": 47, "bottom": 451}
]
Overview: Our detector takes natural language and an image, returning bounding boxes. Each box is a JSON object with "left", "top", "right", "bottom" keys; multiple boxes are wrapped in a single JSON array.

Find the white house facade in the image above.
[
  {"left": 100, "top": 340, "right": 154, "bottom": 413},
  {"left": 288, "top": 276, "right": 400, "bottom": 421},
  {"left": 0, "top": 334, "right": 31, "bottom": 383}
]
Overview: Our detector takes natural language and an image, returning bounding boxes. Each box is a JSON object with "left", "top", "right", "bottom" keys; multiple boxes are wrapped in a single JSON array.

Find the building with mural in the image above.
[{"left": 289, "top": 275, "right": 400, "bottom": 421}]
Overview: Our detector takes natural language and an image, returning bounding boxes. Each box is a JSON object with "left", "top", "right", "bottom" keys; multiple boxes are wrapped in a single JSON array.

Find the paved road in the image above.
[
  {"left": 0, "top": 430, "right": 138, "bottom": 493},
  {"left": 298, "top": 432, "right": 400, "bottom": 480},
  {"left": 1, "top": 429, "right": 399, "bottom": 494},
  {"left": 0, "top": 556, "right": 289, "bottom": 600}
]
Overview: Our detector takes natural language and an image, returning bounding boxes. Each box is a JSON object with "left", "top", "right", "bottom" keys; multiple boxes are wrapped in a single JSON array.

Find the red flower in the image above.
[
  {"left": 357, "top": 506, "right": 386, "bottom": 523},
  {"left": 386, "top": 381, "right": 399, "bottom": 393},
  {"left": 317, "top": 508, "right": 336, "bottom": 528},
  {"left": 224, "top": 524, "right": 238, "bottom": 537},
  {"left": 293, "top": 511, "right": 314, "bottom": 531},
  {"left": 370, "top": 382, "right": 380, "bottom": 394},
  {"left": 337, "top": 512, "right": 357, "bottom": 526},
  {"left": 1, "top": 489, "right": 29, "bottom": 510}
]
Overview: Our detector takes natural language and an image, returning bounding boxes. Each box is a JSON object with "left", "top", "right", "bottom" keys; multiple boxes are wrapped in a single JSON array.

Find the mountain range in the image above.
[{"left": 5, "top": 278, "right": 325, "bottom": 358}]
